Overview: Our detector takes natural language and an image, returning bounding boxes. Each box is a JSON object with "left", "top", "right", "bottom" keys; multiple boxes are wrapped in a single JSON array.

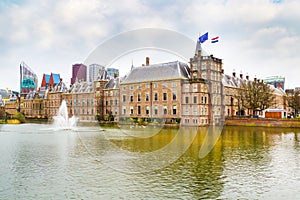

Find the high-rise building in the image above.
[
  {"left": 89, "top": 64, "right": 104, "bottom": 82},
  {"left": 20, "top": 61, "right": 38, "bottom": 95},
  {"left": 71, "top": 64, "right": 87, "bottom": 85},
  {"left": 107, "top": 67, "right": 119, "bottom": 78},
  {"left": 264, "top": 76, "right": 285, "bottom": 90}
]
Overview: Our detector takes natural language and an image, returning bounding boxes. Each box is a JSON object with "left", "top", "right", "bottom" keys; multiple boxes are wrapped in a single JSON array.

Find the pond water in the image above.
[{"left": 0, "top": 124, "right": 299, "bottom": 199}]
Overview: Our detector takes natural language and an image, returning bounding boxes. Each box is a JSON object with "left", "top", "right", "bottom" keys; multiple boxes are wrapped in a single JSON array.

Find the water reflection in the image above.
[{"left": 0, "top": 124, "right": 300, "bottom": 199}]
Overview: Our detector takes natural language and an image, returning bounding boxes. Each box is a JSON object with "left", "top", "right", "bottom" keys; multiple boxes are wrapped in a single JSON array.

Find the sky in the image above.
[{"left": 1, "top": 0, "right": 299, "bottom": 91}]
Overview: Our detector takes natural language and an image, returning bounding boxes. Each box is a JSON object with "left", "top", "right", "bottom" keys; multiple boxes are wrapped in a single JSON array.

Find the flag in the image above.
[
  {"left": 199, "top": 32, "right": 208, "bottom": 43},
  {"left": 211, "top": 36, "right": 219, "bottom": 43}
]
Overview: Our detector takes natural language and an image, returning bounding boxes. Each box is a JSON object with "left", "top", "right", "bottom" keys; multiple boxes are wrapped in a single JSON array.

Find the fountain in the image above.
[{"left": 53, "top": 100, "right": 77, "bottom": 130}]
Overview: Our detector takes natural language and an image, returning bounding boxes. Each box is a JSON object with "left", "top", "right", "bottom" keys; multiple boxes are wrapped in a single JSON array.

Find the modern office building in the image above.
[
  {"left": 107, "top": 67, "right": 119, "bottom": 78},
  {"left": 71, "top": 64, "right": 87, "bottom": 85},
  {"left": 264, "top": 76, "right": 285, "bottom": 90},
  {"left": 20, "top": 61, "right": 38, "bottom": 95},
  {"left": 89, "top": 64, "right": 105, "bottom": 82}
]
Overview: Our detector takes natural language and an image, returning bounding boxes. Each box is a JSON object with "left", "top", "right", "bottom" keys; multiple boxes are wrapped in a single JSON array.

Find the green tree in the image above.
[{"left": 239, "top": 80, "right": 275, "bottom": 115}]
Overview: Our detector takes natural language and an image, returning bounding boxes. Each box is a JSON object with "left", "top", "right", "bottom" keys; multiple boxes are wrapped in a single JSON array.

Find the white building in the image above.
[{"left": 89, "top": 64, "right": 105, "bottom": 82}]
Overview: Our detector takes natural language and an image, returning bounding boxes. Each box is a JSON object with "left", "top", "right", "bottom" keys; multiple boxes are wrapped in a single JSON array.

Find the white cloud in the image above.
[{"left": 1, "top": 0, "right": 300, "bottom": 90}]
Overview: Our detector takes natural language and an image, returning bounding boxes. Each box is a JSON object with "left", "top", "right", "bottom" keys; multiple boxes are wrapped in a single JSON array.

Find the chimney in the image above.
[
  {"left": 221, "top": 69, "right": 224, "bottom": 74},
  {"left": 240, "top": 73, "right": 243, "bottom": 79},
  {"left": 254, "top": 77, "right": 257, "bottom": 82},
  {"left": 246, "top": 75, "right": 249, "bottom": 80},
  {"left": 114, "top": 73, "right": 119, "bottom": 79},
  {"left": 146, "top": 57, "right": 150, "bottom": 66},
  {"left": 233, "top": 72, "right": 236, "bottom": 77}
]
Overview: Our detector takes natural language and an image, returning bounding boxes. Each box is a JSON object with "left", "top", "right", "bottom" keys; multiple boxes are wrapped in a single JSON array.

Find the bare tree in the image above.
[
  {"left": 287, "top": 90, "right": 300, "bottom": 116},
  {"left": 239, "top": 80, "right": 275, "bottom": 115},
  {"left": 0, "top": 107, "right": 6, "bottom": 120}
]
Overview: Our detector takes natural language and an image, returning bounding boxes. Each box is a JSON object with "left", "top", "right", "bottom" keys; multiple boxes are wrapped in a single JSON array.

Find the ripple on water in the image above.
[{"left": 1, "top": 125, "right": 300, "bottom": 199}]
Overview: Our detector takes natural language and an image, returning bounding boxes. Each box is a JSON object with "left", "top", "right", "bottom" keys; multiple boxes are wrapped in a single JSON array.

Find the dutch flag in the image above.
[{"left": 211, "top": 36, "right": 219, "bottom": 43}]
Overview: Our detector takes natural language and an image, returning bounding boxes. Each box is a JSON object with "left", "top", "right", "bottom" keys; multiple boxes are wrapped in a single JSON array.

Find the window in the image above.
[
  {"left": 82, "top": 109, "right": 85, "bottom": 114},
  {"left": 185, "top": 119, "right": 189, "bottom": 124},
  {"left": 193, "top": 73, "right": 197, "bottom": 79},
  {"left": 122, "top": 106, "right": 126, "bottom": 115},
  {"left": 185, "top": 96, "right": 189, "bottom": 104},
  {"left": 91, "top": 109, "right": 94, "bottom": 115},
  {"left": 123, "top": 95, "right": 126, "bottom": 102},
  {"left": 78, "top": 100, "right": 80, "bottom": 106},
  {"left": 185, "top": 85, "right": 189, "bottom": 92},
  {"left": 146, "top": 106, "right": 150, "bottom": 115},
  {"left": 115, "top": 100, "right": 118, "bottom": 105},
  {"left": 194, "top": 96, "right": 197, "bottom": 104},
  {"left": 193, "top": 84, "right": 197, "bottom": 92},
  {"left": 146, "top": 84, "right": 150, "bottom": 89},
  {"left": 193, "top": 119, "right": 198, "bottom": 124},
  {"left": 193, "top": 107, "right": 198, "bottom": 115},
  {"left": 110, "top": 100, "right": 113, "bottom": 105},
  {"left": 106, "top": 101, "right": 108, "bottom": 106},
  {"left": 105, "top": 91, "right": 108, "bottom": 96},
  {"left": 91, "top": 99, "right": 94, "bottom": 106},
  {"left": 123, "top": 86, "right": 126, "bottom": 91},
  {"left": 87, "top": 99, "right": 89, "bottom": 106},
  {"left": 172, "top": 105, "right": 177, "bottom": 115},
  {"left": 185, "top": 108, "right": 189, "bottom": 115},
  {"left": 130, "top": 106, "right": 133, "bottom": 115},
  {"left": 138, "top": 106, "right": 141, "bottom": 115},
  {"left": 110, "top": 91, "right": 113, "bottom": 96},
  {"left": 163, "top": 92, "right": 167, "bottom": 101},
  {"left": 163, "top": 106, "right": 167, "bottom": 115},
  {"left": 172, "top": 91, "right": 177, "bottom": 101},
  {"left": 205, "top": 96, "right": 207, "bottom": 104},
  {"left": 130, "top": 86, "right": 134, "bottom": 90},
  {"left": 145, "top": 93, "right": 149, "bottom": 101},
  {"left": 154, "top": 105, "right": 158, "bottom": 115},
  {"left": 137, "top": 93, "right": 141, "bottom": 102},
  {"left": 163, "top": 84, "right": 167, "bottom": 88},
  {"left": 154, "top": 83, "right": 158, "bottom": 89},
  {"left": 154, "top": 92, "right": 158, "bottom": 101},
  {"left": 172, "top": 82, "right": 177, "bottom": 87},
  {"left": 130, "top": 95, "right": 134, "bottom": 102},
  {"left": 137, "top": 85, "right": 141, "bottom": 90}
]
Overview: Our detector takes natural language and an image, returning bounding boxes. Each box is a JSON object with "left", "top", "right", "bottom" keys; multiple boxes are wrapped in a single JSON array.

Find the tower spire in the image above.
[{"left": 195, "top": 40, "right": 201, "bottom": 55}]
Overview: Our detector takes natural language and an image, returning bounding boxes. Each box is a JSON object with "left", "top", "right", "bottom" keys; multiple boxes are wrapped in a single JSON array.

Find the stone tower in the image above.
[{"left": 190, "top": 41, "right": 225, "bottom": 125}]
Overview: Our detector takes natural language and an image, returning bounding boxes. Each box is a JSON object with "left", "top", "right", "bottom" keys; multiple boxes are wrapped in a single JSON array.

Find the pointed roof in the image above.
[
  {"left": 51, "top": 73, "right": 60, "bottom": 84},
  {"left": 122, "top": 61, "right": 190, "bottom": 84},
  {"left": 195, "top": 40, "right": 201, "bottom": 55}
]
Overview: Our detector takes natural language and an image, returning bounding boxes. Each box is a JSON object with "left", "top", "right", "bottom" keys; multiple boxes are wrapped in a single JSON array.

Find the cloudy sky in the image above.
[{"left": 1, "top": 0, "right": 299, "bottom": 91}]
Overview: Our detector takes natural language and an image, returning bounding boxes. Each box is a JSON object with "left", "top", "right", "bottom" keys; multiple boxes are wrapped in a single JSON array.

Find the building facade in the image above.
[
  {"left": 19, "top": 39, "right": 288, "bottom": 123},
  {"left": 107, "top": 67, "right": 119, "bottom": 78},
  {"left": 71, "top": 64, "right": 87, "bottom": 85},
  {"left": 89, "top": 64, "right": 105, "bottom": 82}
]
